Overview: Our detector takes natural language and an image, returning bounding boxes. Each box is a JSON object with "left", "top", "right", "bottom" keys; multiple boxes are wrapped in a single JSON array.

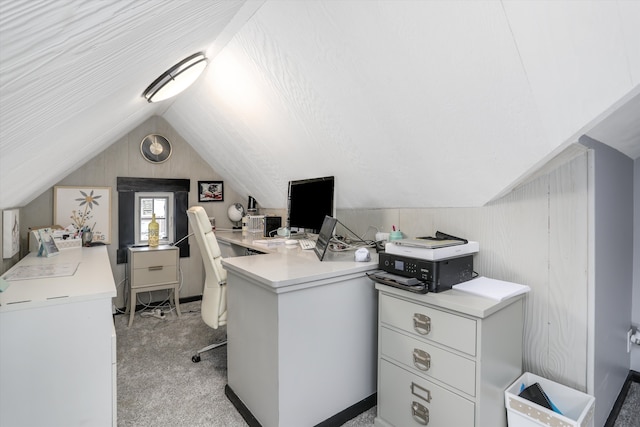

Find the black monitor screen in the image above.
[{"left": 287, "top": 176, "right": 335, "bottom": 234}]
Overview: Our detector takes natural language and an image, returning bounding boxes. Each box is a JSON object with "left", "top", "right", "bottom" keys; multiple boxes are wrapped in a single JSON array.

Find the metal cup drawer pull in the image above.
[
  {"left": 412, "top": 348, "right": 431, "bottom": 371},
  {"left": 411, "top": 401, "right": 429, "bottom": 425},
  {"left": 148, "top": 266, "right": 163, "bottom": 271},
  {"left": 410, "top": 381, "right": 432, "bottom": 403},
  {"left": 413, "top": 313, "right": 431, "bottom": 335}
]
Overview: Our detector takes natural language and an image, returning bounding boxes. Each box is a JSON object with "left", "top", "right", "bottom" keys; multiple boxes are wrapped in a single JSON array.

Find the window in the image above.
[
  {"left": 134, "top": 192, "right": 174, "bottom": 245},
  {"left": 116, "top": 177, "right": 190, "bottom": 264}
]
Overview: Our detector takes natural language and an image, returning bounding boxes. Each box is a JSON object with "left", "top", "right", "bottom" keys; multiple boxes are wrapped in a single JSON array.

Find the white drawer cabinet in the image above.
[
  {"left": 374, "top": 285, "right": 524, "bottom": 427},
  {"left": 378, "top": 359, "right": 475, "bottom": 426},
  {"left": 127, "top": 245, "right": 181, "bottom": 326}
]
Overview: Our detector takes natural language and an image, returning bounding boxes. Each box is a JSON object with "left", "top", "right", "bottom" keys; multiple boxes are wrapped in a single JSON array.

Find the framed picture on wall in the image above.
[
  {"left": 2, "top": 208, "right": 20, "bottom": 259},
  {"left": 54, "top": 186, "right": 112, "bottom": 244},
  {"left": 198, "top": 181, "right": 223, "bottom": 202}
]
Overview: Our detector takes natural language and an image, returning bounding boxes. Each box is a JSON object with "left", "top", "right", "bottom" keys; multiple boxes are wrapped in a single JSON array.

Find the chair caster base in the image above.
[{"left": 190, "top": 339, "right": 227, "bottom": 363}]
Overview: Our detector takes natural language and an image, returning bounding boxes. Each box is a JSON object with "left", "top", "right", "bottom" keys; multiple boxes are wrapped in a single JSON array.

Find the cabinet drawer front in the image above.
[
  {"left": 378, "top": 359, "right": 475, "bottom": 427},
  {"left": 132, "top": 250, "right": 177, "bottom": 268},
  {"left": 132, "top": 266, "right": 178, "bottom": 287},
  {"left": 380, "top": 294, "right": 476, "bottom": 356},
  {"left": 380, "top": 327, "right": 476, "bottom": 396}
]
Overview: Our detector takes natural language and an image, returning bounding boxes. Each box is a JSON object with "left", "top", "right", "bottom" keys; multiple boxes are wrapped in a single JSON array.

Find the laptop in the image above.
[{"left": 313, "top": 215, "right": 338, "bottom": 261}]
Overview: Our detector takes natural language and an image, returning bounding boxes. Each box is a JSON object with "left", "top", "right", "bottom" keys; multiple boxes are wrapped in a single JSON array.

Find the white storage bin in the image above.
[
  {"left": 54, "top": 238, "right": 82, "bottom": 249},
  {"left": 505, "top": 372, "right": 595, "bottom": 427}
]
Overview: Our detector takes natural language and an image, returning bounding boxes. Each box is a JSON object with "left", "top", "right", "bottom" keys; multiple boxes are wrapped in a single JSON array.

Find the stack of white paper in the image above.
[{"left": 453, "top": 276, "right": 530, "bottom": 301}]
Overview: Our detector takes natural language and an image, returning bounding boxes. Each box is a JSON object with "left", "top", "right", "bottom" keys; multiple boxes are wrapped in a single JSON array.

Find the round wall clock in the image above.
[{"left": 140, "top": 134, "right": 172, "bottom": 164}]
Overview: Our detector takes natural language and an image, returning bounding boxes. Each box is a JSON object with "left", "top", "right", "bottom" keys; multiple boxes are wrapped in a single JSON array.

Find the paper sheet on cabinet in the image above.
[
  {"left": 452, "top": 276, "right": 530, "bottom": 301},
  {"left": 2, "top": 262, "right": 79, "bottom": 281}
]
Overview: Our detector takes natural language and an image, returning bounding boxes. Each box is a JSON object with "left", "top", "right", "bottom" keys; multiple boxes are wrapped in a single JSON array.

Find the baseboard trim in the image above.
[
  {"left": 225, "top": 385, "right": 261, "bottom": 427},
  {"left": 604, "top": 370, "right": 640, "bottom": 427},
  {"left": 224, "top": 384, "right": 376, "bottom": 427},
  {"left": 314, "top": 393, "right": 376, "bottom": 427}
]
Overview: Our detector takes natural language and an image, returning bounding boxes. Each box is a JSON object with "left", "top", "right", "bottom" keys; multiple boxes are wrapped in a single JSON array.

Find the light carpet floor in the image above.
[
  {"left": 116, "top": 300, "right": 637, "bottom": 427},
  {"left": 116, "top": 300, "right": 375, "bottom": 426},
  {"left": 614, "top": 381, "right": 640, "bottom": 427}
]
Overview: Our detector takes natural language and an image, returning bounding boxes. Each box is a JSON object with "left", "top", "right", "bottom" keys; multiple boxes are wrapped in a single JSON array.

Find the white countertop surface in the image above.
[
  {"left": 0, "top": 246, "right": 116, "bottom": 311},
  {"left": 216, "top": 230, "right": 378, "bottom": 292},
  {"left": 375, "top": 282, "right": 524, "bottom": 318}
]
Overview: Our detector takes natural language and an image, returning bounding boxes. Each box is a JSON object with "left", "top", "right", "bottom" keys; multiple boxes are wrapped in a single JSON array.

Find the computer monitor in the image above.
[
  {"left": 287, "top": 176, "right": 335, "bottom": 234},
  {"left": 314, "top": 215, "right": 337, "bottom": 261}
]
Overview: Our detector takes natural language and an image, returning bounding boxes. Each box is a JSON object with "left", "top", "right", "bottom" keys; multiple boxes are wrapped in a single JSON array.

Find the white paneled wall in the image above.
[
  {"left": 339, "top": 150, "right": 589, "bottom": 391},
  {"left": 17, "top": 116, "right": 247, "bottom": 308}
]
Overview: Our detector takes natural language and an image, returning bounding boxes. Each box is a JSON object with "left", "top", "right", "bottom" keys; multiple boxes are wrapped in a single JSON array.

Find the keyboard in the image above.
[{"left": 298, "top": 239, "right": 316, "bottom": 250}]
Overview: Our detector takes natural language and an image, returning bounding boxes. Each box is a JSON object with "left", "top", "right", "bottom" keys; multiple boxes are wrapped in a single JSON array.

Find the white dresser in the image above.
[
  {"left": 0, "top": 246, "right": 117, "bottom": 427},
  {"left": 127, "top": 245, "right": 181, "bottom": 326},
  {"left": 374, "top": 284, "right": 524, "bottom": 427}
]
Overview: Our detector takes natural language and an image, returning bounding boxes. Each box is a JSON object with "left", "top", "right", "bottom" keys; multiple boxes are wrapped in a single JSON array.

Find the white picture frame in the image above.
[
  {"left": 2, "top": 208, "right": 20, "bottom": 258},
  {"left": 54, "top": 186, "right": 112, "bottom": 244}
]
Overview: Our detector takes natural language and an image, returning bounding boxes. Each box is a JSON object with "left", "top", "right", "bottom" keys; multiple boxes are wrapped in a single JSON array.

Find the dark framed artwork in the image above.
[{"left": 198, "top": 181, "right": 223, "bottom": 202}]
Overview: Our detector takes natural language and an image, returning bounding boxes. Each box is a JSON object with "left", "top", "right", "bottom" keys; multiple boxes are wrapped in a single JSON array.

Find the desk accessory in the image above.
[
  {"left": 355, "top": 248, "right": 370, "bottom": 262},
  {"left": 264, "top": 216, "right": 282, "bottom": 237},
  {"left": 389, "top": 227, "right": 403, "bottom": 241},
  {"left": 37, "top": 228, "right": 59, "bottom": 257},
  {"left": 0, "top": 277, "right": 10, "bottom": 292},
  {"left": 313, "top": 215, "right": 337, "bottom": 261}
]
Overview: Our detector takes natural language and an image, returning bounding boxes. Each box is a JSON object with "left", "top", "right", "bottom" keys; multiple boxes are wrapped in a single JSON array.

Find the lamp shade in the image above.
[{"left": 143, "top": 53, "right": 207, "bottom": 103}]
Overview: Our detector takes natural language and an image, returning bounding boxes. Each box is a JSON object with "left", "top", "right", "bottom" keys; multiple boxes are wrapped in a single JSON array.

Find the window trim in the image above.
[
  {"left": 116, "top": 177, "right": 190, "bottom": 264},
  {"left": 134, "top": 192, "right": 174, "bottom": 245}
]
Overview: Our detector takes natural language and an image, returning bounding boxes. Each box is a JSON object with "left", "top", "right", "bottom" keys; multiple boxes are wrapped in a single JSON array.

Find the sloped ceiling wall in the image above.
[
  {"left": 1, "top": 1, "right": 639, "bottom": 211},
  {"left": 0, "top": 0, "right": 256, "bottom": 209}
]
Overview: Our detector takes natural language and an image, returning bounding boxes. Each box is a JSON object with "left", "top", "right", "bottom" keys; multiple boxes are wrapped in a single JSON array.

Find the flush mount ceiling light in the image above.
[{"left": 143, "top": 53, "right": 208, "bottom": 103}]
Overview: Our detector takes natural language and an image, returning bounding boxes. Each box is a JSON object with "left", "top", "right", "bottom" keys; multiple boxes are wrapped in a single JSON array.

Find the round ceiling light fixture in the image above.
[{"left": 143, "top": 52, "right": 208, "bottom": 103}]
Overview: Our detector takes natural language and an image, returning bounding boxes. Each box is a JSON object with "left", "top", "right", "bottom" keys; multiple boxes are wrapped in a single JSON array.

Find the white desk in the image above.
[
  {"left": 218, "top": 231, "right": 379, "bottom": 427},
  {"left": 215, "top": 230, "right": 316, "bottom": 256},
  {"left": 0, "top": 246, "right": 117, "bottom": 427}
]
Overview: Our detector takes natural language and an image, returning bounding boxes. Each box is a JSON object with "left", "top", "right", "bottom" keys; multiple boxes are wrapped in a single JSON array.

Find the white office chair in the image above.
[{"left": 186, "top": 206, "right": 228, "bottom": 363}]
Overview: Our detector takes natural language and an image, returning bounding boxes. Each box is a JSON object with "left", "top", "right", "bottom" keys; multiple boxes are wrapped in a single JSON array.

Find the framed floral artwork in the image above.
[
  {"left": 2, "top": 208, "right": 20, "bottom": 258},
  {"left": 54, "top": 186, "right": 112, "bottom": 244},
  {"left": 198, "top": 181, "right": 223, "bottom": 202}
]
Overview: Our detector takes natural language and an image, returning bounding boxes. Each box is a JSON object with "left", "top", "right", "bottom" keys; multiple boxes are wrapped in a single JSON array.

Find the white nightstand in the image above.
[{"left": 127, "top": 245, "right": 181, "bottom": 326}]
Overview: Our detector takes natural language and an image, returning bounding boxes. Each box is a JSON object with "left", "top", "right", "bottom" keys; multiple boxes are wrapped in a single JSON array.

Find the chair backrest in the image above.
[{"left": 186, "top": 206, "right": 227, "bottom": 329}]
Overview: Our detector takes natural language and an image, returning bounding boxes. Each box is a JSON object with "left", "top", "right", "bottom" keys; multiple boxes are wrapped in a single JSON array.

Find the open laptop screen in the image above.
[{"left": 313, "top": 215, "right": 337, "bottom": 261}]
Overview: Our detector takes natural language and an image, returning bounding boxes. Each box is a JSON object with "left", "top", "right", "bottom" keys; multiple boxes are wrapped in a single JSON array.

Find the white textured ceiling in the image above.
[{"left": 1, "top": 0, "right": 639, "bottom": 211}]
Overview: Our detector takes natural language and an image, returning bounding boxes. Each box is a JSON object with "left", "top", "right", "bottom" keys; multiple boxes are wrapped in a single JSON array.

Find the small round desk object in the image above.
[{"left": 355, "top": 248, "right": 371, "bottom": 262}]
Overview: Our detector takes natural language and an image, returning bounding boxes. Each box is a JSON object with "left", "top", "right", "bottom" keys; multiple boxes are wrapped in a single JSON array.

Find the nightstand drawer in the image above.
[
  {"left": 380, "top": 326, "right": 476, "bottom": 396},
  {"left": 131, "top": 265, "right": 178, "bottom": 288},
  {"left": 131, "top": 250, "right": 177, "bottom": 269},
  {"left": 380, "top": 293, "right": 477, "bottom": 356},
  {"left": 378, "top": 359, "right": 475, "bottom": 427}
]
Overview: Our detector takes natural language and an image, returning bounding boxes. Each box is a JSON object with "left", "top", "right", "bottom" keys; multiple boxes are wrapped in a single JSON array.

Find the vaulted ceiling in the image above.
[{"left": 1, "top": 0, "right": 639, "bottom": 211}]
